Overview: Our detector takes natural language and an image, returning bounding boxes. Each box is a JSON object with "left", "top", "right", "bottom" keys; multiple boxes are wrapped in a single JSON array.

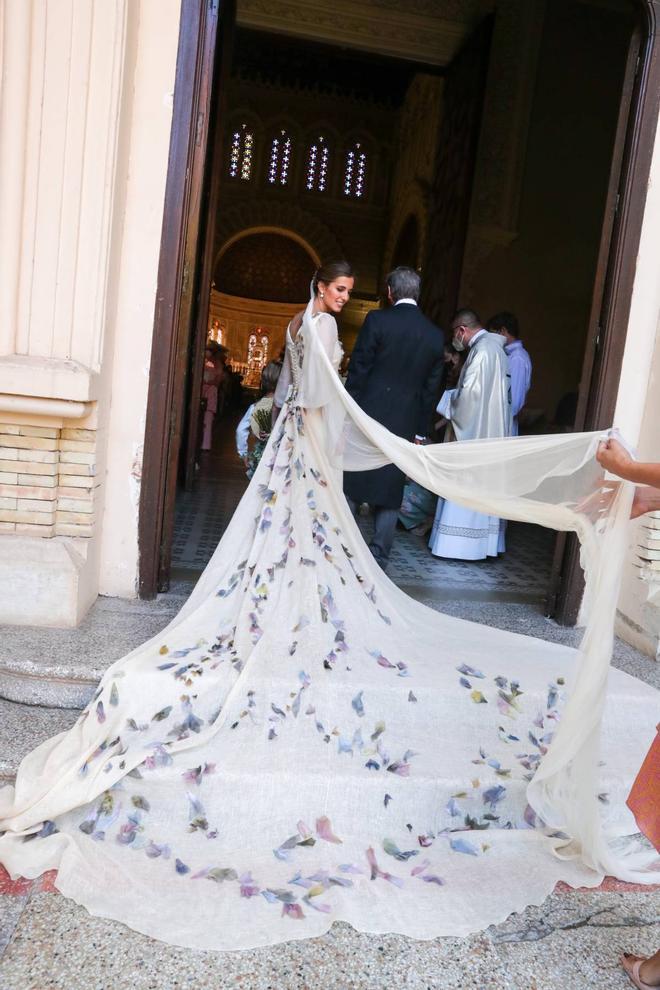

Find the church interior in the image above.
[{"left": 170, "top": 0, "right": 637, "bottom": 600}]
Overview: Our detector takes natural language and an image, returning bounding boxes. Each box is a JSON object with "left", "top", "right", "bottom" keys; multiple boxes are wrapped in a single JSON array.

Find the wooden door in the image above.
[
  {"left": 420, "top": 18, "right": 492, "bottom": 328},
  {"left": 138, "top": 0, "right": 234, "bottom": 597},
  {"left": 547, "top": 13, "right": 651, "bottom": 623},
  {"left": 182, "top": 8, "right": 236, "bottom": 491}
]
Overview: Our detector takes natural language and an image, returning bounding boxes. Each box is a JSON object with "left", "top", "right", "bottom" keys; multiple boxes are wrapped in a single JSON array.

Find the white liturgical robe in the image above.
[{"left": 430, "top": 331, "right": 512, "bottom": 559}]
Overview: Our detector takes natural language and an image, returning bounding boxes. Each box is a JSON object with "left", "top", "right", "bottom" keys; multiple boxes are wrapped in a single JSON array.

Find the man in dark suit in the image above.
[{"left": 344, "top": 267, "right": 445, "bottom": 570}]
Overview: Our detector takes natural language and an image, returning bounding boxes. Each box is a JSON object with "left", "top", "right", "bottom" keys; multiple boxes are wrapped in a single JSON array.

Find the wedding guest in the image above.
[
  {"left": 597, "top": 437, "right": 660, "bottom": 990},
  {"left": 429, "top": 309, "right": 512, "bottom": 560},
  {"left": 343, "top": 266, "right": 444, "bottom": 570},
  {"left": 235, "top": 361, "right": 281, "bottom": 478},
  {"left": 487, "top": 311, "right": 531, "bottom": 435},
  {"left": 201, "top": 344, "right": 226, "bottom": 451}
]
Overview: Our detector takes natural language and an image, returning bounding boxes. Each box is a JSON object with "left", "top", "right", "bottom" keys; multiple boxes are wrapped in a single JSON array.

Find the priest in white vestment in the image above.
[{"left": 429, "top": 308, "right": 512, "bottom": 560}]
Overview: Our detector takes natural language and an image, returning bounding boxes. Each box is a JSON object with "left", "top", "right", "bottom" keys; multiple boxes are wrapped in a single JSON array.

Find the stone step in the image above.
[
  {"left": 0, "top": 584, "right": 191, "bottom": 709},
  {"left": 0, "top": 698, "right": 80, "bottom": 783},
  {"left": 0, "top": 584, "right": 657, "bottom": 714}
]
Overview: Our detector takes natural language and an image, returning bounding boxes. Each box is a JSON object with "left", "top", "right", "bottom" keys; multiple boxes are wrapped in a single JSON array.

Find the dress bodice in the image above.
[
  {"left": 285, "top": 324, "right": 305, "bottom": 397},
  {"left": 273, "top": 310, "right": 342, "bottom": 411}
]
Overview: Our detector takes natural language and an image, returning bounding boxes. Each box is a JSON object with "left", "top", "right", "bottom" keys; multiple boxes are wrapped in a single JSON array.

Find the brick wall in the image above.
[{"left": 0, "top": 423, "right": 99, "bottom": 538}]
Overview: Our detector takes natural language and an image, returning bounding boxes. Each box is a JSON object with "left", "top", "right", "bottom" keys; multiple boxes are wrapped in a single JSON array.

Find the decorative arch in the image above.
[
  {"left": 215, "top": 225, "right": 320, "bottom": 271},
  {"left": 215, "top": 200, "right": 345, "bottom": 267},
  {"left": 213, "top": 230, "right": 317, "bottom": 303}
]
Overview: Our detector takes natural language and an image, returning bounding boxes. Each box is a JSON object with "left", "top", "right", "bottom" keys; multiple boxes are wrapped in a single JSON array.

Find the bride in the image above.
[{"left": 0, "top": 262, "right": 657, "bottom": 951}]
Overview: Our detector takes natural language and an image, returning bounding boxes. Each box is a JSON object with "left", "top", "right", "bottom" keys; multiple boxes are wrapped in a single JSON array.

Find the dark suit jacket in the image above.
[{"left": 343, "top": 302, "right": 445, "bottom": 507}]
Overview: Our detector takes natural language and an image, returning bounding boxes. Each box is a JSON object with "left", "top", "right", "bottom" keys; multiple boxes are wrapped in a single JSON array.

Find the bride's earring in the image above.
[{"left": 320, "top": 291, "right": 325, "bottom": 299}]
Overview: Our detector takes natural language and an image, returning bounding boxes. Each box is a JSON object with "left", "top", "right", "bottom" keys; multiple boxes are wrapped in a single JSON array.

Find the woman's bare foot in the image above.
[{"left": 621, "top": 951, "right": 660, "bottom": 988}]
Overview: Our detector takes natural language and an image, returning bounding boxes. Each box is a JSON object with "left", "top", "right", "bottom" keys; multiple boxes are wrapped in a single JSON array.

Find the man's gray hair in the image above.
[{"left": 386, "top": 266, "right": 421, "bottom": 303}]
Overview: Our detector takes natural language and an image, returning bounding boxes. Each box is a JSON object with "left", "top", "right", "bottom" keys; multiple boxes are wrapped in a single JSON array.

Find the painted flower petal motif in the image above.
[
  {"left": 152, "top": 706, "right": 172, "bottom": 722},
  {"left": 145, "top": 841, "right": 170, "bottom": 859},
  {"left": 352, "top": 691, "right": 365, "bottom": 717},
  {"left": 282, "top": 902, "right": 305, "bottom": 919},
  {"left": 366, "top": 846, "right": 403, "bottom": 887},
  {"left": 383, "top": 838, "right": 419, "bottom": 862},
  {"left": 457, "top": 663, "right": 485, "bottom": 679},
  {"left": 206, "top": 867, "right": 238, "bottom": 883},
  {"left": 339, "top": 863, "right": 365, "bottom": 875},
  {"left": 239, "top": 873, "right": 260, "bottom": 897},
  {"left": 386, "top": 761, "right": 410, "bottom": 777},
  {"left": 316, "top": 816, "right": 342, "bottom": 844},
  {"left": 449, "top": 836, "right": 479, "bottom": 856}
]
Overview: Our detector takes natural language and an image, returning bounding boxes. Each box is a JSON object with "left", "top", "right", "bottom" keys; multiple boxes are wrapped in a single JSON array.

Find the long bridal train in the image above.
[{"left": 0, "top": 298, "right": 657, "bottom": 950}]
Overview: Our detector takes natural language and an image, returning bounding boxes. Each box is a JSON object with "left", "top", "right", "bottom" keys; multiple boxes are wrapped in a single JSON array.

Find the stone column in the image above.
[{"left": 0, "top": 0, "right": 129, "bottom": 625}]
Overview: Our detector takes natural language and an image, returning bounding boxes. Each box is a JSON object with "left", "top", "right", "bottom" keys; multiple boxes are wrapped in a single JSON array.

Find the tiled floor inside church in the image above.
[
  {"left": 1, "top": 412, "right": 658, "bottom": 989},
  {"left": 171, "top": 411, "right": 556, "bottom": 606}
]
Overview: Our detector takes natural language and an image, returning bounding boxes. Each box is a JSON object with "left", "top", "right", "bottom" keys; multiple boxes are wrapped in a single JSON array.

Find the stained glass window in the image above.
[
  {"left": 306, "top": 136, "right": 330, "bottom": 192},
  {"left": 267, "top": 129, "right": 292, "bottom": 185},
  {"left": 343, "top": 141, "right": 367, "bottom": 198},
  {"left": 229, "top": 123, "right": 254, "bottom": 181}
]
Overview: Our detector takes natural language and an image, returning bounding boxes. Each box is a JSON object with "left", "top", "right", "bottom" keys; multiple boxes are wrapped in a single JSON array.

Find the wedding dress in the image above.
[{"left": 0, "top": 296, "right": 657, "bottom": 951}]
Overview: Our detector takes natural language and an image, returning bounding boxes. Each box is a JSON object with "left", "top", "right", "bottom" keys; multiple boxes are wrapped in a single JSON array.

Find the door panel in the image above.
[
  {"left": 138, "top": 0, "right": 234, "bottom": 596},
  {"left": 182, "top": 6, "right": 236, "bottom": 492},
  {"left": 547, "top": 19, "right": 643, "bottom": 623}
]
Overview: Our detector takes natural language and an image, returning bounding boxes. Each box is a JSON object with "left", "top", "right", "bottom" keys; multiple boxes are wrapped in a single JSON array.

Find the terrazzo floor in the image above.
[{"left": 1, "top": 414, "right": 658, "bottom": 989}]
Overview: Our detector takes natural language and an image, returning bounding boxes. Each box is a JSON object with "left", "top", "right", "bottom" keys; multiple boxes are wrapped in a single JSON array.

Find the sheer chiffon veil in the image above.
[{"left": 298, "top": 291, "right": 655, "bottom": 881}]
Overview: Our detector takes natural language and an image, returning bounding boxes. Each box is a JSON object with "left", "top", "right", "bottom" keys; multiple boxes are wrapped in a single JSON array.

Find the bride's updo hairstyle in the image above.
[{"left": 312, "top": 260, "right": 354, "bottom": 295}]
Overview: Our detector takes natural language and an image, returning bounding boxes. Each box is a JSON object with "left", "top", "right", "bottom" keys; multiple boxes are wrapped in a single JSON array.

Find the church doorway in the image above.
[{"left": 139, "top": 0, "right": 660, "bottom": 625}]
